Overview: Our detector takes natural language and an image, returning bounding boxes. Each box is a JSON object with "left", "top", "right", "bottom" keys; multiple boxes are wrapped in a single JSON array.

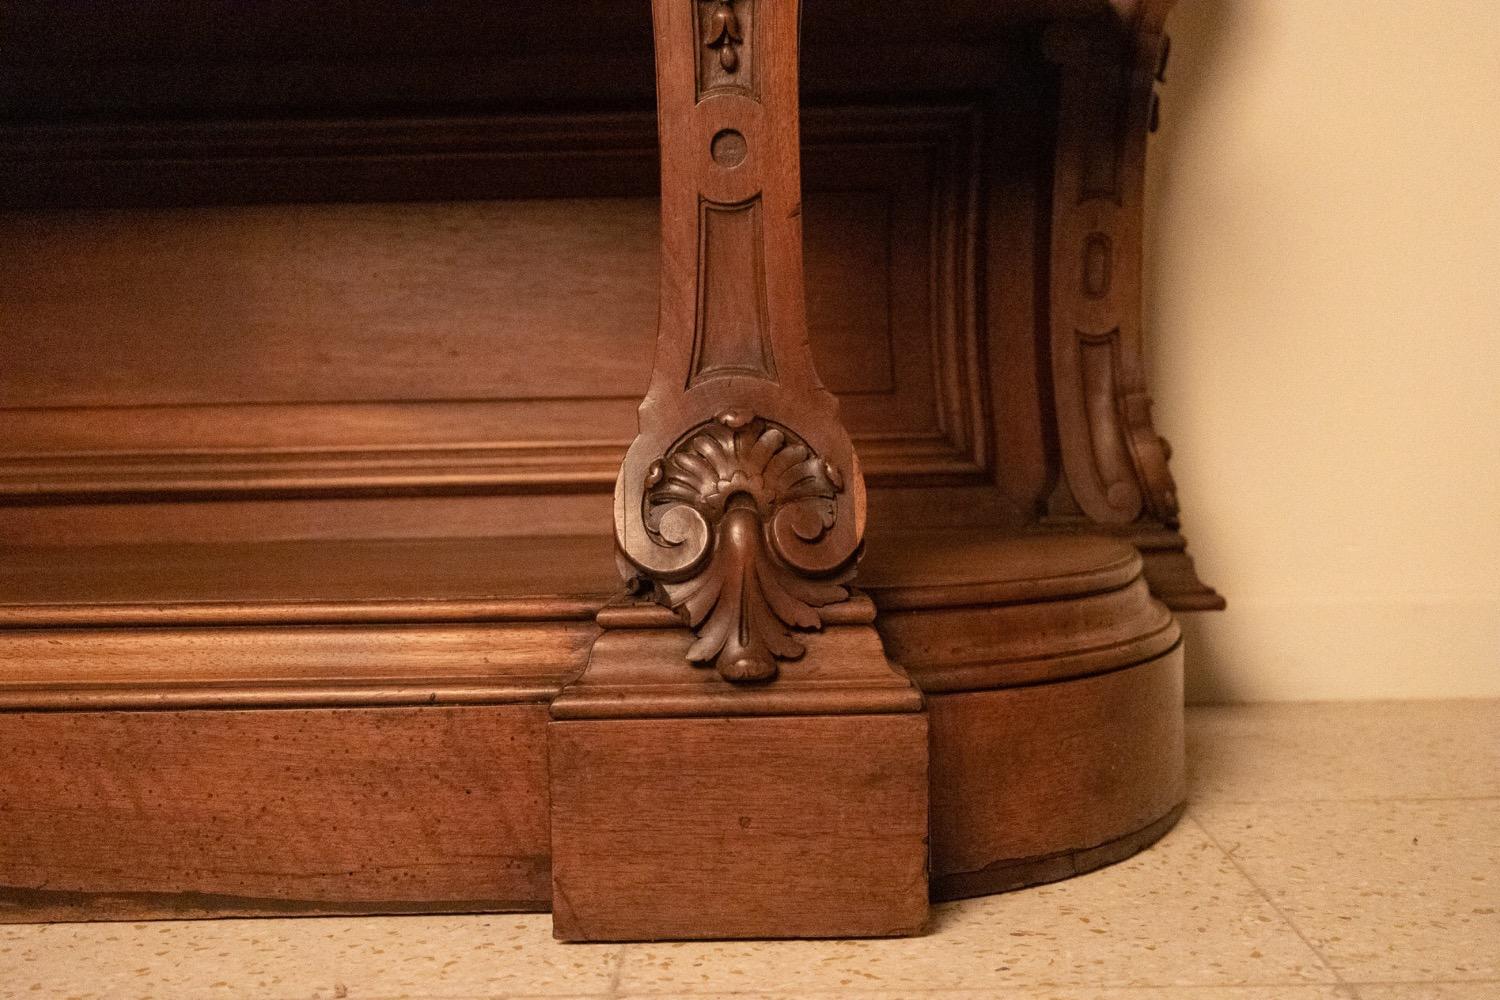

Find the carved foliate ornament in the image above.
[
  {"left": 635, "top": 411, "right": 852, "bottom": 683},
  {"left": 702, "top": 0, "right": 744, "bottom": 72},
  {"left": 618, "top": 397, "right": 864, "bottom": 684},
  {"left": 694, "top": 0, "right": 755, "bottom": 99}
]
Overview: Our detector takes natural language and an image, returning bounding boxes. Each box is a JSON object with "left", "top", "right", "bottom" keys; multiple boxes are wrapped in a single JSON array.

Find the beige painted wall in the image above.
[{"left": 1145, "top": 0, "right": 1500, "bottom": 701}]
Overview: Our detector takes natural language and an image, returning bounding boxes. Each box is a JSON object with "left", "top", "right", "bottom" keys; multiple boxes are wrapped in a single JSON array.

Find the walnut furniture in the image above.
[{"left": 0, "top": 0, "right": 1217, "bottom": 938}]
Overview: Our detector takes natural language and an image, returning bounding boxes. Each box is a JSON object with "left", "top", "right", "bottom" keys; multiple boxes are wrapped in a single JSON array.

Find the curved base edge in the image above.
[
  {"left": 932, "top": 800, "right": 1185, "bottom": 902},
  {"left": 923, "top": 643, "right": 1186, "bottom": 903}
]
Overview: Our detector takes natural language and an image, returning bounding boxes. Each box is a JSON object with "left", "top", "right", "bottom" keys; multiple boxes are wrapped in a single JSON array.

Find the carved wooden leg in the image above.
[{"left": 547, "top": 0, "right": 929, "bottom": 941}]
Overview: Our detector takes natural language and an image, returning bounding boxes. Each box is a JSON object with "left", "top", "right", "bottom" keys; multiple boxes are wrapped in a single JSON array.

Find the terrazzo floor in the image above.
[{"left": 2, "top": 699, "right": 1496, "bottom": 1000}]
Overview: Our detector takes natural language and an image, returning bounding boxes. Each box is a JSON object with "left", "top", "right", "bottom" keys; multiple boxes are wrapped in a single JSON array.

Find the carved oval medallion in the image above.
[{"left": 1082, "top": 232, "right": 1113, "bottom": 300}]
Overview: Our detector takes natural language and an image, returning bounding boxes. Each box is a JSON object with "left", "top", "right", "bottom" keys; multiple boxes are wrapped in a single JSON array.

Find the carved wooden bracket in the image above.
[
  {"left": 616, "top": 0, "right": 866, "bottom": 684},
  {"left": 1044, "top": 5, "right": 1181, "bottom": 529}
]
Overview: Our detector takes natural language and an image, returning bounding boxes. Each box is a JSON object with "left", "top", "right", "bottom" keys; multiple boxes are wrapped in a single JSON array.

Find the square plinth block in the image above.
[{"left": 548, "top": 711, "right": 929, "bottom": 941}]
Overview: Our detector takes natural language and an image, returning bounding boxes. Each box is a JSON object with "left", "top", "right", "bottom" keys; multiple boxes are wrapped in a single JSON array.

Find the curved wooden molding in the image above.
[
  {"left": 1037, "top": 2, "right": 1222, "bottom": 610},
  {"left": 863, "top": 532, "right": 1177, "bottom": 691}
]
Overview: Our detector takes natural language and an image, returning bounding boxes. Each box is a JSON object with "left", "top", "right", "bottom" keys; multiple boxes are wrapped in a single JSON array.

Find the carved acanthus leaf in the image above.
[{"left": 644, "top": 411, "right": 850, "bottom": 683}]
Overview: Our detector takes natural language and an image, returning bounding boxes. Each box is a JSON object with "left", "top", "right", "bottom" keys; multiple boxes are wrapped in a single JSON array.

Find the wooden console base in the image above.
[
  {"left": 0, "top": 531, "right": 1184, "bottom": 930},
  {"left": 863, "top": 532, "right": 1187, "bottom": 903},
  {"left": 547, "top": 598, "right": 929, "bottom": 941}
]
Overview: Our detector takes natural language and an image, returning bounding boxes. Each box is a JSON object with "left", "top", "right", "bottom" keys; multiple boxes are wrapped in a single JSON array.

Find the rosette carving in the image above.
[{"left": 636, "top": 410, "right": 853, "bottom": 683}]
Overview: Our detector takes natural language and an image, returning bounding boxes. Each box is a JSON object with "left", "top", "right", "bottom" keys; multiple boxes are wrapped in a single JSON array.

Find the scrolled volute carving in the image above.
[{"left": 633, "top": 410, "right": 853, "bottom": 684}]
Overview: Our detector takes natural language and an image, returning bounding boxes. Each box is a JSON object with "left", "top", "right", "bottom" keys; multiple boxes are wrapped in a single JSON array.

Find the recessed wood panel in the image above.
[
  {"left": 0, "top": 194, "right": 906, "bottom": 409},
  {"left": 0, "top": 199, "right": 661, "bottom": 408},
  {"left": 0, "top": 106, "right": 982, "bottom": 502},
  {"left": 0, "top": 190, "right": 898, "bottom": 405}
]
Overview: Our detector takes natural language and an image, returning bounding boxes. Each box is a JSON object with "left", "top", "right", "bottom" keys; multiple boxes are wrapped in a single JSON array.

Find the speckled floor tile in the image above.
[
  {"left": 1353, "top": 985, "right": 1500, "bottom": 999},
  {"left": 0, "top": 912, "right": 620, "bottom": 1000},
  {"left": 1192, "top": 799, "right": 1500, "bottom": 983},
  {"left": 614, "top": 819, "right": 1335, "bottom": 994},
  {"left": 1186, "top": 700, "right": 1500, "bottom": 804}
]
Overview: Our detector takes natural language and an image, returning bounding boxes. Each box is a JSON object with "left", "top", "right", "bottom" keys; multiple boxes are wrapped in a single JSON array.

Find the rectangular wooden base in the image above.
[{"left": 548, "top": 712, "right": 929, "bottom": 941}]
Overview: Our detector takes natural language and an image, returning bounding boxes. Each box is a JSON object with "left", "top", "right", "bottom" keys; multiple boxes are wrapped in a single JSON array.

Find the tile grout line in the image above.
[
  {"left": 1186, "top": 810, "right": 1357, "bottom": 996},
  {"left": 603, "top": 986, "right": 1388, "bottom": 999},
  {"left": 1187, "top": 794, "right": 1500, "bottom": 806},
  {"left": 1343, "top": 977, "right": 1500, "bottom": 986},
  {"left": 606, "top": 943, "right": 628, "bottom": 999}
]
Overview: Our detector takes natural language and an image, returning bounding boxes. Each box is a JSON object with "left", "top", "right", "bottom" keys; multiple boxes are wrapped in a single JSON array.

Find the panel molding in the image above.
[
  {"left": 0, "top": 433, "right": 984, "bottom": 503},
  {"left": 1, "top": 104, "right": 987, "bottom": 503},
  {"left": 690, "top": 196, "right": 775, "bottom": 386}
]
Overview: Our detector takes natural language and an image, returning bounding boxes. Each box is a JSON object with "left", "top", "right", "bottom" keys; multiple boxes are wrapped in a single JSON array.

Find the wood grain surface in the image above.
[
  {"left": 549, "top": 712, "right": 929, "bottom": 941},
  {"left": 928, "top": 647, "right": 1185, "bottom": 898},
  {"left": 0, "top": 705, "right": 552, "bottom": 922},
  {"left": 0, "top": 535, "right": 619, "bottom": 624},
  {"left": 0, "top": 107, "right": 983, "bottom": 505}
]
